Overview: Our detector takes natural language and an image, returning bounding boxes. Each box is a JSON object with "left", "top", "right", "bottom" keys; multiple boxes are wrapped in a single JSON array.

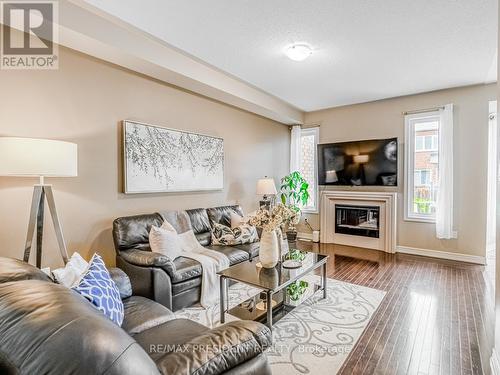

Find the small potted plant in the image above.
[
  {"left": 286, "top": 280, "right": 309, "bottom": 305},
  {"left": 280, "top": 171, "right": 310, "bottom": 242}
]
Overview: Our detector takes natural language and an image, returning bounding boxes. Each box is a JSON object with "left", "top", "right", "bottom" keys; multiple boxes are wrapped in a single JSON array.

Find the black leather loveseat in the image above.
[
  {"left": 0, "top": 257, "right": 272, "bottom": 375},
  {"left": 113, "top": 205, "right": 260, "bottom": 311}
]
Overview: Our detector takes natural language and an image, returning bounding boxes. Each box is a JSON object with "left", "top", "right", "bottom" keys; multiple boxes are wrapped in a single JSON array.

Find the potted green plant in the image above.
[
  {"left": 286, "top": 280, "right": 309, "bottom": 304},
  {"left": 280, "top": 171, "right": 310, "bottom": 241}
]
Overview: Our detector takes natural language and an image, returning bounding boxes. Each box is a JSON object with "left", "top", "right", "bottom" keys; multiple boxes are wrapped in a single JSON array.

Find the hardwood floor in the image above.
[{"left": 297, "top": 241, "right": 495, "bottom": 375}]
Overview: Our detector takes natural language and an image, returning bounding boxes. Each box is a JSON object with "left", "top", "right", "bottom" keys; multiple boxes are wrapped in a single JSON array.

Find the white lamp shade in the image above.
[
  {"left": 353, "top": 154, "right": 369, "bottom": 164},
  {"left": 0, "top": 137, "right": 78, "bottom": 177},
  {"left": 256, "top": 178, "right": 277, "bottom": 195},
  {"left": 325, "top": 170, "right": 338, "bottom": 183}
]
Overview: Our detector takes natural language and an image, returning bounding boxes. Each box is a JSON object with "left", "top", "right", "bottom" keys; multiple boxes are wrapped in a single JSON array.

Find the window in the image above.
[
  {"left": 414, "top": 169, "right": 431, "bottom": 186},
  {"left": 299, "top": 127, "right": 319, "bottom": 212},
  {"left": 415, "top": 135, "right": 438, "bottom": 151},
  {"left": 405, "top": 113, "right": 440, "bottom": 222}
]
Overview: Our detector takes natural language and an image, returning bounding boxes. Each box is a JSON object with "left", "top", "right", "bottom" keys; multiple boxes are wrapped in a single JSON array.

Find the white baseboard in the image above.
[
  {"left": 491, "top": 348, "right": 500, "bottom": 375},
  {"left": 396, "top": 245, "right": 485, "bottom": 265}
]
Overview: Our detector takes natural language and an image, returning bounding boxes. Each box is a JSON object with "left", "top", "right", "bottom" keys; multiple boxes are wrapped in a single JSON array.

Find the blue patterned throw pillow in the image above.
[{"left": 72, "top": 254, "right": 124, "bottom": 326}]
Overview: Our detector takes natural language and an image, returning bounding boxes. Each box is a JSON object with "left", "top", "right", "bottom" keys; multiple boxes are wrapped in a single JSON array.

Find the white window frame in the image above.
[
  {"left": 404, "top": 111, "right": 440, "bottom": 223},
  {"left": 300, "top": 127, "right": 319, "bottom": 213},
  {"left": 415, "top": 134, "right": 438, "bottom": 152},
  {"left": 414, "top": 169, "right": 431, "bottom": 186}
]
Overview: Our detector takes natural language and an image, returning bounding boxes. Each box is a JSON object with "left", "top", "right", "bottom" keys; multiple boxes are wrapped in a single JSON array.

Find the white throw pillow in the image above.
[
  {"left": 178, "top": 230, "right": 202, "bottom": 253},
  {"left": 149, "top": 223, "right": 182, "bottom": 260},
  {"left": 52, "top": 252, "right": 89, "bottom": 288},
  {"left": 230, "top": 212, "right": 245, "bottom": 229},
  {"left": 161, "top": 220, "right": 177, "bottom": 233}
]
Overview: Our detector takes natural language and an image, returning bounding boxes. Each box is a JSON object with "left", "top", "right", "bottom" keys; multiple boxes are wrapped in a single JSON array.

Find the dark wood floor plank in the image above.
[
  {"left": 296, "top": 242, "right": 494, "bottom": 375},
  {"left": 370, "top": 261, "right": 421, "bottom": 374}
]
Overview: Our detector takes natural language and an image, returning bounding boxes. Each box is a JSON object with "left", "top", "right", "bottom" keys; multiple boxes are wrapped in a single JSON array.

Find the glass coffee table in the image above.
[{"left": 218, "top": 249, "right": 328, "bottom": 330}]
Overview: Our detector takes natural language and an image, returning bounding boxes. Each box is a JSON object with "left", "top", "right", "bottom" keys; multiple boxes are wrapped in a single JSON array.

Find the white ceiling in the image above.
[{"left": 83, "top": 0, "right": 497, "bottom": 112}]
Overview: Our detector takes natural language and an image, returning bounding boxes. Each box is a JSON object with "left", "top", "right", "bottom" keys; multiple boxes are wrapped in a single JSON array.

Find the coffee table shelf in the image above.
[{"left": 218, "top": 250, "right": 328, "bottom": 331}]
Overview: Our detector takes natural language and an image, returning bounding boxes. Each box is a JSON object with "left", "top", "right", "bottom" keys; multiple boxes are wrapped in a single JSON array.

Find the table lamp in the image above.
[
  {"left": 325, "top": 170, "right": 338, "bottom": 183},
  {"left": 353, "top": 154, "right": 369, "bottom": 184},
  {"left": 256, "top": 177, "right": 277, "bottom": 210},
  {"left": 0, "top": 137, "right": 78, "bottom": 267}
]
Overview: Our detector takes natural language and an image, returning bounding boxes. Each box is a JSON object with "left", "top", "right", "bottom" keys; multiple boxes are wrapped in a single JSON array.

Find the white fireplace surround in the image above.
[{"left": 320, "top": 191, "right": 397, "bottom": 253}]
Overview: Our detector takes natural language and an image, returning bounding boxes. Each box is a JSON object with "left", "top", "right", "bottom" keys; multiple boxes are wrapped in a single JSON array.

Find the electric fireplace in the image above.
[{"left": 335, "top": 204, "right": 380, "bottom": 238}]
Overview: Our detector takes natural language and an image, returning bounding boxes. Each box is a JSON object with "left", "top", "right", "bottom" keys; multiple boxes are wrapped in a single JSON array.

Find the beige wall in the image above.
[
  {"left": 302, "top": 84, "right": 496, "bottom": 257},
  {"left": 0, "top": 46, "right": 290, "bottom": 268}
]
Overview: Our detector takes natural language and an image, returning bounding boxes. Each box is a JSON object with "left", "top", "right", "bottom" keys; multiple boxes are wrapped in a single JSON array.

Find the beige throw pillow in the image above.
[{"left": 230, "top": 212, "right": 245, "bottom": 229}]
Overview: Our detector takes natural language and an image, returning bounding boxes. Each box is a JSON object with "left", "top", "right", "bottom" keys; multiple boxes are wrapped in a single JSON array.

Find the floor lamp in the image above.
[{"left": 0, "top": 137, "right": 78, "bottom": 268}]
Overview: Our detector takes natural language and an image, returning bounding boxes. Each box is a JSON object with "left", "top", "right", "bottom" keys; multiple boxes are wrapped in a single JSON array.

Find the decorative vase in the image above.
[{"left": 259, "top": 229, "right": 280, "bottom": 268}]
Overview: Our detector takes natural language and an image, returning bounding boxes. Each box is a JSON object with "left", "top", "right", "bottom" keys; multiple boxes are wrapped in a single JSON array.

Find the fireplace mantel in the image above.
[{"left": 320, "top": 191, "right": 397, "bottom": 253}]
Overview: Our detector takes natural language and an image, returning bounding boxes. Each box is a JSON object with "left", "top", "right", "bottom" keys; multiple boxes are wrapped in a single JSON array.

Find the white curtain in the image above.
[
  {"left": 290, "top": 125, "right": 302, "bottom": 173},
  {"left": 436, "top": 104, "right": 454, "bottom": 239}
]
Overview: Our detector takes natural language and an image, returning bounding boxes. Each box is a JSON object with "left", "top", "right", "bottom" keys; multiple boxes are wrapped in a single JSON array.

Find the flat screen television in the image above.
[{"left": 318, "top": 137, "right": 398, "bottom": 186}]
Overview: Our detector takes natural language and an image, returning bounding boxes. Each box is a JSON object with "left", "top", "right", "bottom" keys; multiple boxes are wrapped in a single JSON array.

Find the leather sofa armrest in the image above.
[
  {"left": 156, "top": 320, "right": 272, "bottom": 375},
  {"left": 108, "top": 267, "right": 133, "bottom": 299},
  {"left": 120, "top": 248, "right": 174, "bottom": 269}
]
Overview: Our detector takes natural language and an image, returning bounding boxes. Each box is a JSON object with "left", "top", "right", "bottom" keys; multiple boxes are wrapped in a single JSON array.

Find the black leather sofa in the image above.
[
  {"left": 0, "top": 257, "right": 272, "bottom": 375},
  {"left": 113, "top": 205, "right": 260, "bottom": 311}
]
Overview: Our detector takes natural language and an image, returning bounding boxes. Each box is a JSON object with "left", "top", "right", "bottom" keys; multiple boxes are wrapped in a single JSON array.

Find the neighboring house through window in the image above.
[
  {"left": 405, "top": 113, "right": 440, "bottom": 221},
  {"left": 299, "top": 127, "right": 319, "bottom": 212},
  {"left": 414, "top": 169, "right": 431, "bottom": 186}
]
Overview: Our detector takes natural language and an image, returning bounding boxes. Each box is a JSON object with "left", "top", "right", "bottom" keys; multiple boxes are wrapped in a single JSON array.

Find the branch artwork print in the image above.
[{"left": 124, "top": 121, "right": 224, "bottom": 193}]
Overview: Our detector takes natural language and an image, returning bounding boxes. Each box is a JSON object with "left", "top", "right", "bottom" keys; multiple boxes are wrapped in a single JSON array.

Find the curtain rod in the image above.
[{"left": 402, "top": 106, "right": 445, "bottom": 115}]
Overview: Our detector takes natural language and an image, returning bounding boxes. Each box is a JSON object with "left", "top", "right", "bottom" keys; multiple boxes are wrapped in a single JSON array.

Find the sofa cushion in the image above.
[
  {"left": 233, "top": 242, "right": 260, "bottom": 259},
  {"left": 133, "top": 318, "right": 210, "bottom": 360},
  {"left": 122, "top": 296, "right": 175, "bottom": 335},
  {"left": 185, "top": 208, "right": 211, "bottom": 234},
  {"left": 0, "top": 257, "right": 51, "bottom": 284},
  {"left": 164, "top": 256, "right": 202, "bottom": 283},
  {"left": 113, "top": 213, "right": 164, "bottom": 252},
  {"left": 207, "top": 205, "right": 244, "bottom": 228},
  {"left": 204, "top": 245, "right": 249, "bottom": 265},
  {"left": 185, "top": 208, "right": 212, "bottom": 245},
  {"left": 195, "top": 231, "right": 212, "bottom": 246}
]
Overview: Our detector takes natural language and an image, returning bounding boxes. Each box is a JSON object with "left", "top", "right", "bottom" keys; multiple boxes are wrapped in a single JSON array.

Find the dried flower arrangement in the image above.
[{"left": 248, "top": 204, "right": 298, "bottom": 232}]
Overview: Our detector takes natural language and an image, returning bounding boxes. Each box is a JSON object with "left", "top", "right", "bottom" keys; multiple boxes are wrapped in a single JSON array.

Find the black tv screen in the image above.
[{"left": 318, "top": 138, "right": 398, "bottom": 186}]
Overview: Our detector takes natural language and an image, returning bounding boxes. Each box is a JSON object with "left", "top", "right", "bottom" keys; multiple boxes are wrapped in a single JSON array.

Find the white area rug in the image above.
[{"left": 175, "top": 275, "right": 385, "bottom": 375}]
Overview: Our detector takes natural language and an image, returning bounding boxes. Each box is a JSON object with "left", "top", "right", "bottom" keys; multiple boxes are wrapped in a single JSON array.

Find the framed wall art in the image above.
[{"left": 123, "top": 120, "right": 224, "bottom": 193}]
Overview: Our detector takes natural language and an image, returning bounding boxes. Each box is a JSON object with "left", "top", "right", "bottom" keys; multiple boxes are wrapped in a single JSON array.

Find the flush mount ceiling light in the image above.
[{"left": 285, "top": 43, "right": 313, "bottom": 61}]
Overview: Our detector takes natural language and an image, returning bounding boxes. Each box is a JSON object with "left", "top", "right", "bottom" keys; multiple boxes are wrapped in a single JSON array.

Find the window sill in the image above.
[
  {"left": 301, "top": 208, "right": 319, "bottom": 215},
  {"left": 404, "top": 216, "right": 436, "bottom": 224}
]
